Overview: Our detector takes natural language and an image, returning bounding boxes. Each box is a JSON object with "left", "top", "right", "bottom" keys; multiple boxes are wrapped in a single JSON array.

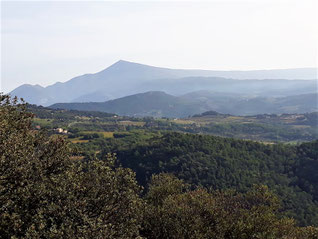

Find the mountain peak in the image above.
[
  {"left": 10, "top": 60, "right": 318, "bottom": 107},
  {"left": 103, "top": 60, "right": 144, "bottom": 72},
  {"left": 114, "top": 59, "right": 129, "bottom": 64},
  {"left": 98, "top": 59, "right": 163, "bottom": 78},
  {"left": 110, "top": 59, "right": 139, "bottom": 67},
  {"left": 117, "top": 59, "right": 130, "bottom": 63},
  {"left": 12, "top": 83, "right": 44, "bottom": 91}
]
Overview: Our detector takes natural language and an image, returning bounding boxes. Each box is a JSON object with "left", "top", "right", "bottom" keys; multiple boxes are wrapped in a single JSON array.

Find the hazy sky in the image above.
[{"left": 1, "top": 0, "right": 317, "bottom": 93}]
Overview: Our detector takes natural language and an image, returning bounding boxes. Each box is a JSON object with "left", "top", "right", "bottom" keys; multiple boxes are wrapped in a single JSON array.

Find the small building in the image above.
[
  {"left": 57, "top": 128, "right": 63, "bottom": 133},
  {"left": 55, "top": 128, "right": 68, "bottom": 134}
]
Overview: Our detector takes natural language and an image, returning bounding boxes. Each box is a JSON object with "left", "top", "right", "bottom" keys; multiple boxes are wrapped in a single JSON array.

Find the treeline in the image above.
[{"left": 28, "top": 104, "right": 116, "bottom": 119}]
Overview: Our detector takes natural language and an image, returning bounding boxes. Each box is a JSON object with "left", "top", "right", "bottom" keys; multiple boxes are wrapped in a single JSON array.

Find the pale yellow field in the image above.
[
  {"left": 70, "top": 156, "right": 85, "bottom": 160},
  {"left": 70, "top": 139, "right": 89, "bottom": 143},
  {"left": 118, "top": 121, "right": 145, "bottom": 126},
  {"left": 81, "top": 131, "right": 114, "bottom": 138},
  {"left": 172, "top": 119, "right": 196, "bottom": 125},
  {"left": 100, "top": 132, "right": 114, "bottom": 138}
]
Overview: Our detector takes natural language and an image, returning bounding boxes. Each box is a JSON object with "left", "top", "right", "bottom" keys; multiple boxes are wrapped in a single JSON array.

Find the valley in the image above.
[
  {"left": 25, "top": 104, "right": 318, "bottom": 227},
  {"left": 29, "top": 105, "right": 318, "bottom": 143}
]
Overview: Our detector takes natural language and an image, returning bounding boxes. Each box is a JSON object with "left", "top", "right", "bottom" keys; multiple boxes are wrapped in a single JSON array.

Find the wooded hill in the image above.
[
  {"left": 93, "top": 131, "right": 318, "bottom": 227},
  {"left": 1, "top": 94, "right": 318, "bottom": 238},
  {"left": 29, "top": 105, "right": 318, "bottom": 226},
  {"left": 50, "top": 91, "right": 318, "bottom": 118}
]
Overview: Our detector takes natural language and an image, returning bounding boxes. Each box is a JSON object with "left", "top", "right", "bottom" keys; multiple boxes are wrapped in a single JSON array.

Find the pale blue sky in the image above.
[{"left": 1, "top": 0, "right": 317, "bottom": 93}]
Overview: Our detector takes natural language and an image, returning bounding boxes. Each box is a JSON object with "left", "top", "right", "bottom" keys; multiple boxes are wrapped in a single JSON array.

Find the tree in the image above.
[
  {"left": 0, "top": 94, "right": 143, "bottom": 238},
  {"left": 141, "top": 173, "right": 318, "bottom": 239},
  {"left": 1, "top": 94, "right": 317, "bottom": 238}
]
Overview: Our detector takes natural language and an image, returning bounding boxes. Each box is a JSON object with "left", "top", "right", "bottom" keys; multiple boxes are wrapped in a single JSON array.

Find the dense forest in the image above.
[
  {"left": 1, "top": 95, "right": 318, "bottom": 238},
  {"left": 28, "top": 103, "right": 318, "bottom": 226},
  {"left": 96, "top": 132, "right": 318, "bottom": 226}
]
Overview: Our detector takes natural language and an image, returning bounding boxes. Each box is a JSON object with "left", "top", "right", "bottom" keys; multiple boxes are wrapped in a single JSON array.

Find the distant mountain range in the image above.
[
  {"left": 10, "top": 60, "right": 318, "bottom": 106},
  {"left": 51, "top": 91, "right": 318, "bottom": 118}
]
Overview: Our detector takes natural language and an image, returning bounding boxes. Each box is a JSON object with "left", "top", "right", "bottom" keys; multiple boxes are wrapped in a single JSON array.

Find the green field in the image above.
[{"left": 30, "top": 105, "right": 317, "bottom": 144}]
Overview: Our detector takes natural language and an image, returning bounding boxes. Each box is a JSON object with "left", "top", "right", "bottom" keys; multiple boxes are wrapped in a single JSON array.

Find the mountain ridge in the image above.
[
  {"left": 50, "top": 91, "right": 318, "bottom": 118},
  {"left": 9, "top": 60, "right": 318, "bottom": 106}
]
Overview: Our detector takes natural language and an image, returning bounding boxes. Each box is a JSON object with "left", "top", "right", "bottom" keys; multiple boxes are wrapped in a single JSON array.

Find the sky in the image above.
[{"left": 1, "top": 0, "right": 317, "bottom": 93}]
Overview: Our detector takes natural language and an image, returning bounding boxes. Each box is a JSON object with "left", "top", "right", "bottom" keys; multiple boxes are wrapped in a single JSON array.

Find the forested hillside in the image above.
[
  {"left": 2, "top": 94, "right": 318, "bottom": 238},
  {"left": 94, "top": 132, "right": 318, "bottom": 226},
  {"left": 50, "top": 91, "right": 318, "bottom": 117}
]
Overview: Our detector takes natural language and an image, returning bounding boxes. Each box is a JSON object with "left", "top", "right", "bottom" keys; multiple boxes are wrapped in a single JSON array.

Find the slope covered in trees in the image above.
[
  {"left": 98, "top": 132, "right": 318, "bottom": 226},
  {"left": 1, "top": 94, "right": 318, "bottom": 238},
  {"left": 50, "top": 91, "right": 318, "bottom": 117}
]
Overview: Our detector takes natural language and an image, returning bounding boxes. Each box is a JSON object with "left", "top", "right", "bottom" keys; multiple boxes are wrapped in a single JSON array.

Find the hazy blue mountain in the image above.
[
  {"left": 10, "top": 84, "right": 54, "bottom": 105},
  {"left": 50, "top": 91, "right": 318, "bottom": 117},
  {"left": 181, "top": 91, "right": 318, "bottom": 115},
  {"left": 51, "top": 91, "right": 204, "bottom": 118},
  {"left": 71, "top": 91, "right": 111, "bottom": 103},
  {"left": 222, "top": 93, "right": 318, "bottom": 115},
  {"left": 10, "top": 60, "right": 317, "bottom": 106},
  {"left": 143, "top": 77, "right": 317, "bottom": 97}
]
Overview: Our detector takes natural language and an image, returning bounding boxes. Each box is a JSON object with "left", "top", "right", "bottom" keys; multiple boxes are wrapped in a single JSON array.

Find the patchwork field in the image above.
[{"left": 29, "top": 105, "right": 317, "bottom": 143}]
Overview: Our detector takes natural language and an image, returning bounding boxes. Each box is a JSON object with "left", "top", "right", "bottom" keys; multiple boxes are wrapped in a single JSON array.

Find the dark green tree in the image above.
[
  {"left": 141, "top": 174, "right": 318, "bottom": 239},
  {"left": 0, "top": 94, "right": 143, "bottom": 238}
]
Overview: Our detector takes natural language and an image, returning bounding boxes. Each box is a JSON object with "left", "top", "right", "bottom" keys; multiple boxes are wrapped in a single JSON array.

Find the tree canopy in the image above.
[{"left": 1, "top": 94, "right": 317, "bottom": 238}]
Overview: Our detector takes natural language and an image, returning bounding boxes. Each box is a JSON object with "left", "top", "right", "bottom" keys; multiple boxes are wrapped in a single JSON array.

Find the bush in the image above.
[{"left": 0, "top": 94, "right": 143, "bottom": 238}]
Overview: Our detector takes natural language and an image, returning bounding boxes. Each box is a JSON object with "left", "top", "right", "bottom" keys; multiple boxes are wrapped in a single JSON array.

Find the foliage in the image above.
[
  {"left": 0, "top": 94, "right": 142, "bottom": 238},
  {"left": 1, "top": 94, "right": 318, "bottom": 238},
  {"left": 141, "top": 174, "right": 318, "bottom": 239},
  {"left": 103, "top": 132, "right": 318, "bottom": 226}
]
